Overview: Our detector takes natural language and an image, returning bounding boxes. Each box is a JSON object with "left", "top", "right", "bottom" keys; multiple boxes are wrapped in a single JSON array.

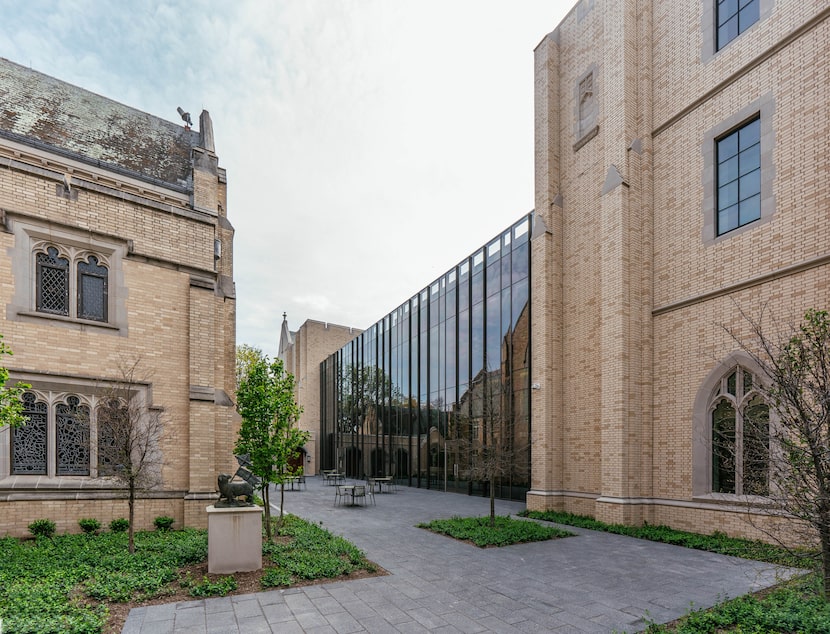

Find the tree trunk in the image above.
[
  {"left": 128, "top": 478, "right": 136, "bottom": 554},
  {"left": 489, "top": 474, "right": 496, "bottom": 527},
  {"left": 278, "top": 482, "right": 285, "bottom": 528},
  {"left": 262, "top": 484, "right": 272, "bottom": 542},
  {"left": 821, "top": 527, "right": 830, "bottom": 602}
]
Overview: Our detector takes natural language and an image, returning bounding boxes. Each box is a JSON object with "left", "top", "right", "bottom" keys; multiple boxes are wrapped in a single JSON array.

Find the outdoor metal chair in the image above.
[
  {"left": 334, "top": 484, "right": 347, "bottom": 506},
  {"left": 352, "top": 485, "right": 368, "bottom": 506}
]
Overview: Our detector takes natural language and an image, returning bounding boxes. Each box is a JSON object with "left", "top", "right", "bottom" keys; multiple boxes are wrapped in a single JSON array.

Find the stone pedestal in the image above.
[{"left": 206, "top": 505, "right": 263, "bottom": 574}]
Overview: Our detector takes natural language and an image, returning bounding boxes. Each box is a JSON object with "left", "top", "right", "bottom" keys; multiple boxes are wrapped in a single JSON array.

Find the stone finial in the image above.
[{"left": 199, "top": 110, "right": 215, "bottom": 153}]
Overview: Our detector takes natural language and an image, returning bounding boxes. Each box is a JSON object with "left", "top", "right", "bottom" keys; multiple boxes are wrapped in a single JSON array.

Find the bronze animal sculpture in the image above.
[{"left": 216, "top": 473, "right": 254, "bottom": 506}]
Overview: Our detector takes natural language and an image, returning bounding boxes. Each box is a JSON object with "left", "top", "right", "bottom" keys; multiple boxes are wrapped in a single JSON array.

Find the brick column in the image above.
[{"left": 527, "top": 31, "right": 565, "bottom": 512}]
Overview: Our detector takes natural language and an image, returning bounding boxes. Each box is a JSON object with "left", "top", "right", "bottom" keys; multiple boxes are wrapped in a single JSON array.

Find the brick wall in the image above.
[
  {"left": 528, "top": 0, "right": 828, "bottom": 545},
  {"left": 0, "top": 104, "right": 236, "bottom": 536}
]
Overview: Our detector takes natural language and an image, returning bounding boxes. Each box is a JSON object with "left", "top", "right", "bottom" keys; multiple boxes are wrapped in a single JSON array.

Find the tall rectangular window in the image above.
[
  {"left": 78, "top": 256, "right": 108, "bottom": 322},
  {"left": 36, "top": 247, "right": 69, "bottom": 316},
  {"left": 716, "top": 116, "right": 761, "bottom": 235},
  {"left": 717, "top": 0, "right": 759, "bottom": 50}
]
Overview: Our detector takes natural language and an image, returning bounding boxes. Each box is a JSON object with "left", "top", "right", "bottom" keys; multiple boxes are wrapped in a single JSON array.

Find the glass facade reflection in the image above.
[{"left": 320, "top": 214, "right": 532, "bottom": 501}]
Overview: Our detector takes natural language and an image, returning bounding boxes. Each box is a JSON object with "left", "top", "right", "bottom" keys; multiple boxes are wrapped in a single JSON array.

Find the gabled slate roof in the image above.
[{"left": 0, "top": 57, "right": 197, "bottom": 190}]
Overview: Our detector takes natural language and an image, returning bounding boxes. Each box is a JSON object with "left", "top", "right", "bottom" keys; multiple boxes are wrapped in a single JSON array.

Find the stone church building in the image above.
[{"left": 0, "top": 58, "right": 237, "bottom": 536}]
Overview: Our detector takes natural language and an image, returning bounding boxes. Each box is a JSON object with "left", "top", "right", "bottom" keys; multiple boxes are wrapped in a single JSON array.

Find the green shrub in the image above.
[
  {"left": 28, "top": 518, "right": 56, "bottom": 538},
  {"left": 109, "top": 518, "right": 129, "bottom": 532},
  {"left": 189, "top": 575, "right": 237, "bottom": 597},
  {"left": 519, "top": 510, "right": 810, "bottom": 567},
  {"left": 645, "top": 574, "right": 830, "bottom": 633},
  {"left": 78, "top": 518, "right": 101, "bottom": 535},
  {"left": 153, "top": 516, "right": 175, "bottom": 531},
  {"left": 260, "top": 514, "right": 376, "bottom": 585},
  {"left": 261, "top": 567, "right": 292, "bottom": 588},
  {"left": 0, "top": 515, "right": 376, "bottom": 630},
  {"left": 418, "top": 515, "right": 573, "bottom": 547}
]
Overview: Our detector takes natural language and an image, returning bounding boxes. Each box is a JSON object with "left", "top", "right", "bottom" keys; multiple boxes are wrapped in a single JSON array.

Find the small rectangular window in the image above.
[{"left": 716, "top": 116, "right": 761, "bottom": 235}]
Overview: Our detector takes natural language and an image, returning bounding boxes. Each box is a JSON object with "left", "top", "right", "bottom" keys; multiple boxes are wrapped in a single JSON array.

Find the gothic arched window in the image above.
[
  {"left": 709, "top": 366, "right": 769, "bottom": 495},
  {"left": 56, "top": 396, "right": 90, "bottom": 476},
  {"left": 36, "top": 246, "right": 69, "bottom": 316},
  {"left": 34, "top": 245, "right": 109, "bottom": 323},
  {"left": 77, "top": 255, "right": 108, "bottom": 322},
  {"left": 11, "top": 392, "right": 48, "bottom": 475}
]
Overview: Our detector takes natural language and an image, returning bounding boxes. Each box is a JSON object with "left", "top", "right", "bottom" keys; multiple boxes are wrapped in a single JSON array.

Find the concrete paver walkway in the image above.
[{"left": 123, "top": 478, "right": 800, "bottom": 633}]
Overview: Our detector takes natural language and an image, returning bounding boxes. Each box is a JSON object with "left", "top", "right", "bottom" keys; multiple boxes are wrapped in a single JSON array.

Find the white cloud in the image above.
[{"left": 0, "top": 0, "right": 575, "bottom": 358}]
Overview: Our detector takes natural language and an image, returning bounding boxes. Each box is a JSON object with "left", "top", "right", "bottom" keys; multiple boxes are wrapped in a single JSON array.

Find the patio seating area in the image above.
[
  {"left": 333, "top": 483, "right": 375, "bottom": 506},
  {"left": 321, "top": 469, "right": 345, "bottom": 485},
  {"left": 367, "top": 475, "right": 396, "bottom": 493}
]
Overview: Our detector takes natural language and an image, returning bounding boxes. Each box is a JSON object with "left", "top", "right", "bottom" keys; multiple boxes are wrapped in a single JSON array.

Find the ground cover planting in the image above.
[
  {"left": 0, "top": 514, "right": 379, "bottom": 634},
  {"left": 417, "top": 514, "right": 573, "bottom": 547},
  {"left": 522, "top": 509, "right": 829, "bottom": 632}
]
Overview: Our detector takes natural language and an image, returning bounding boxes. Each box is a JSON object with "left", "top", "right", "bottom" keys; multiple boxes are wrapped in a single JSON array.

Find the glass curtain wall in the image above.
[{"left": 320, "top": 214, "right": 532, "bottom": 501}]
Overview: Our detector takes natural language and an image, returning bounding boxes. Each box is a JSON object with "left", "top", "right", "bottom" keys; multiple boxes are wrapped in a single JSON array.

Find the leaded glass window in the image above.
[
  {"left": 32, "top": 245, "right": 111, "bottom": 323},
  {"left": 710, "top": 366, "right": 769, "bottom": 495},
  {"left": 77, "top": 255, "right": 108, "bottom": 322},
  {"left": 36, "top": 247, "right": 69, "bottom": 316},
  {"left": 712, "top": 400, "right": 736, "bottom": 493},
  {"left": 56, "top": 396, "right": 90, "bottom": 476},
  {"left": 11, "top": 392, "right": 48, "bottom": 475},
  {"left": 743, "top": 395, "right": 770, "bottom": 496},
  {"left": 97, "top": 398, "right": 127, "bottom": 475}
]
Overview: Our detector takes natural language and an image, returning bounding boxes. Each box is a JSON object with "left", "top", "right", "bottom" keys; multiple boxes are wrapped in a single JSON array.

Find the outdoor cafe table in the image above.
[
  {"left": 336, "top": 484, "right": 367, "bottom": 506},
  {"left": 368, "top": 476, "right": 394, "bottom": 493},
  {"left": 323, "top": 471, "right": 344, "bottom": 485}
]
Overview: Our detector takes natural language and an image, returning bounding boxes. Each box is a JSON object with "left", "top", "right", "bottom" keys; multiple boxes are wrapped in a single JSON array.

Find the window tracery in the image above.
[
  {"left": 33, "top": 242, "right": 109, "bottom": 323},
  {"left": 56, "top": 395, "right": 90, "bottom": 476},
  {"left": 709, "top": 366, "right": 769, "bottom": 495},
  {"left": 11, "top": 393, "right": 48, "bottom": 475}
]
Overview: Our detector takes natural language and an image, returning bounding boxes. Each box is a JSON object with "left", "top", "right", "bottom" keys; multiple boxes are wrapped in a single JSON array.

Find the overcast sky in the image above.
[{"left": 1, "top": 0, "right": 574, "bottom": 358}]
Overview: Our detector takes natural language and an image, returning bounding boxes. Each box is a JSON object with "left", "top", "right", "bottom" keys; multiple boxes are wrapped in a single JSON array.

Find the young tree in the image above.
[
  {"left": 456, "top": 363, "right": 527, "bottom": 527},
  {"left": 0, "top": 334, "right": 30, "bottom": 429},
  {"left": 96, "top": 358, "right": 164, "bottom": 554},
  {"left": 235, "top": 354, "right": 308, "bottom": 541},
  {"left": 236, "top": 343, "right": 265, "bottom": 388},
  {"left": 726, "top": 307, "right": 830, "bottom": 599}
]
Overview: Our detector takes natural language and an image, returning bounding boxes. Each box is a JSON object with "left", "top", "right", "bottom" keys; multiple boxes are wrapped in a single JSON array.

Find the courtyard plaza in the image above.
[{"left": 123, "top": 477, "right": 801, "bottom": 633}]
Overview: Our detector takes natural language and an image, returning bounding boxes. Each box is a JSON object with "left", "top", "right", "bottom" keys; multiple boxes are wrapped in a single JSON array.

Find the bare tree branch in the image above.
[
  {"left": 724, "top": 306, "right": 830, "bottom": 599},
  {"left": 95, "top": 356, "right": 165, "bottom": 554}
]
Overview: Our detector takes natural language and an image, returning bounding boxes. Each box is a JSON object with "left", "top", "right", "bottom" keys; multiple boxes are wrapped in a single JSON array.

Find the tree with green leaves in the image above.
[
  {"left": 235, "top": 343, "right": 265, "bottom": 388},
  {"left": 234, "top": 352, "right": 308, "bottom": 541},
  {"left": 0, "top": 334, "right": 29, "bottom": 429},
  {"left": 727, "top": 307, "right": 830, "bottom": 600}
]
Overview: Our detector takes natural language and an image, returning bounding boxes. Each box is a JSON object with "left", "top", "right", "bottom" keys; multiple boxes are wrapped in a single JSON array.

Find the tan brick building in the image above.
[
  {"left": 316, "top": 1, "right": 828, "bottom": 543},
  {"left": 527, "top": 0, "right": 829, "bottom": 540},
  {"left": 278, "top": 316, "right": 362, "bottom": 475},
  {"left": 0, "top": 58, "right": 237, "bottom": 536}
]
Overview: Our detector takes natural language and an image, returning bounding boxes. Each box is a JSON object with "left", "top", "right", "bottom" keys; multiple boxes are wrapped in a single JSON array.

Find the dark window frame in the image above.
[
  {"left": 716, "top": 0, "right": 760, "bottom": 51},
  {"left": 34, "top": 245, "right": 109, "bottom": 323},
  {"left": 77, "top": 255, "right": 109, "bottom": 322},
  {"left": 716, "top": 115, "right": 762, "bottom": 236},
  {"left": 36, "top": 247, "right": 70, "bottom": 316}
]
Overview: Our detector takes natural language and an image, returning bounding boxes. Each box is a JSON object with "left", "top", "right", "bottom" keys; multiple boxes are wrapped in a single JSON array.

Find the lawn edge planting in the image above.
[
  {"left": 0, "top": 514, "right": 381, "bottom": 634},
  {"left": 521, "top": 509, "right": 828, "bottom": 633},
  {"left": 417, "top": 514, "right": 574, "bottom": 547}
]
